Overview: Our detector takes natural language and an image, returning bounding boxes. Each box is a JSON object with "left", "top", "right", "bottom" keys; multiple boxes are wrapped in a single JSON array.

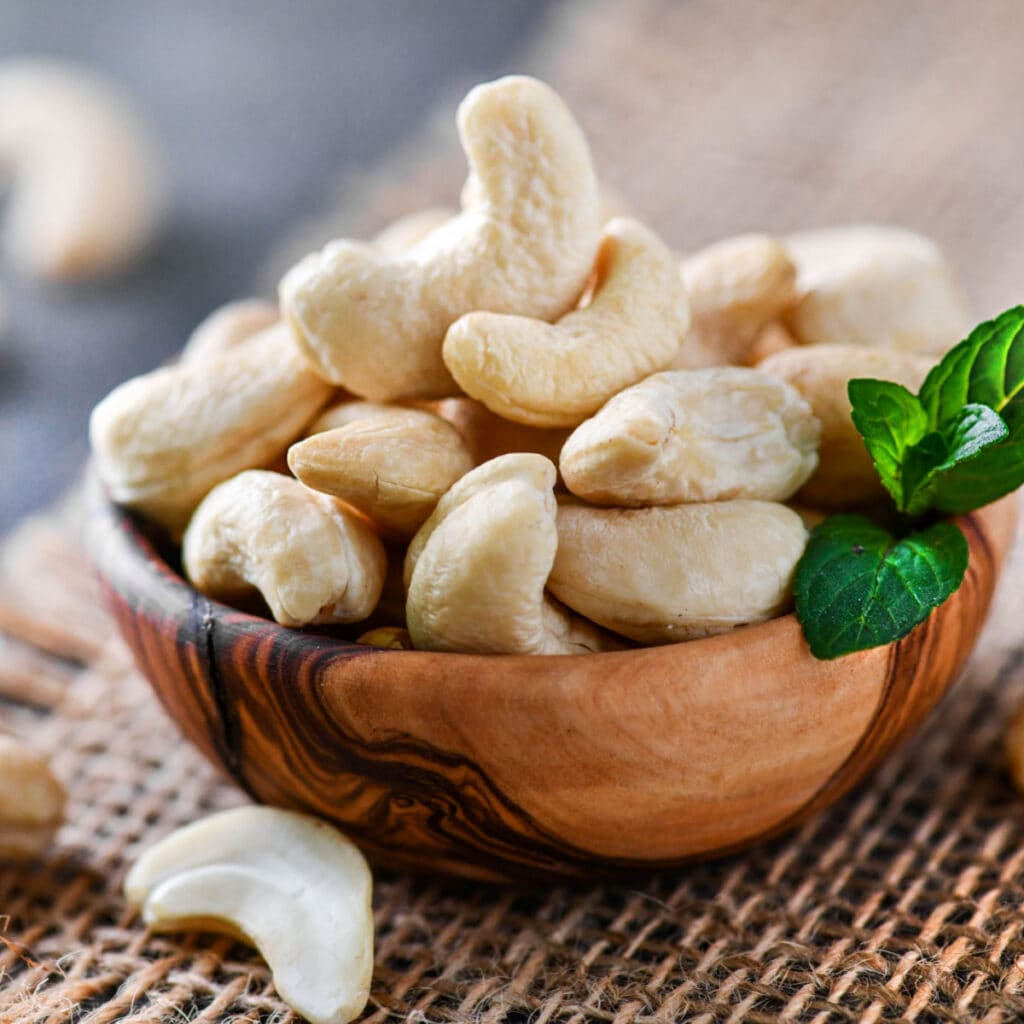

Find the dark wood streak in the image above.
[{"left": 86, "top": 472, "right": 1018, "bottom": 882}]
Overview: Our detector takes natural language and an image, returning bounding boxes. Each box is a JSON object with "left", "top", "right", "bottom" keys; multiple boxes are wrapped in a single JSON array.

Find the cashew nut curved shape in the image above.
[
  {"left": 759, "top": 344, "right": 933, "bottom": 508},
  {"left": 783, "top": 225, "right": 970, "bottom": 354},
  {"left": 288, "top": 407, "right": 474, "bottom": 539},
  {"left": 183, "top": 470, "right": 386, "bottom": 627},
  {"left": 0, "top": 734, "right": 65, "bottom": 859},
  {"left": 560, "top": 368, "right": 820, "bottom": 506},
  {"left": 443, "top": 217, "right": 690, "bottom": 428},
  {"left": 549, "top": 502, "right": 808, "bottom": 644},
  {"left": 280, "top": 75, "right": 601, "bottom": 400},
  {"left": 372, "top": 207, "right": 457, "bottom": 256},
  {"left": 124, "top": 806, "right": 373, "bottom": 1024},
  {"left": 0, "top": 59, "right": 163, "bottom": 279},
  {"left": 90, "top": 323, "right": 332, "bottom": 536},
  {"left": 180, "top": 298, "right": 279, "bottom": 363},
  {"left": 404, "top": 454, "right": 620, "bottom": 655},
  {"left": 672, "top": 233, "right": 797, "bottom": 369}
]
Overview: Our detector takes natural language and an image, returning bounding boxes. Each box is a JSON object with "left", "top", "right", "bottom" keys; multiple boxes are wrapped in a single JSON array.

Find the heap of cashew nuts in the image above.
[{"left": 91, "top": 75, "right": 969, "bottom": 656}]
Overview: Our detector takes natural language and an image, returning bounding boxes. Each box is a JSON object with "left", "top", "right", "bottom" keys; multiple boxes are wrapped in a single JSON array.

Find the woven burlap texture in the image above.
[{"left": 6, "top": 1, "right": 1024, "bottom": 1020}]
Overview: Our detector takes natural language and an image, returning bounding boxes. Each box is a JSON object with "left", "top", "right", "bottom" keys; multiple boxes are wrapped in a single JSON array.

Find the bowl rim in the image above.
[{"left": 86, "top": 473, "right": 1006, "bottom": 666}]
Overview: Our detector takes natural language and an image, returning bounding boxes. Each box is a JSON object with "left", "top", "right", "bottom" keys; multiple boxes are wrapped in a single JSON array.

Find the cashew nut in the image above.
[
  {"left": 560, "top": 368, "right": 819, "bottom": 506},
  {"left": 183, "top": 470, "right": 386, "bottom": 627},
  {"left": 372, "top": 206, "right": 457, "bottom": 255},
  {"left": 90, "top": 323, "right": 332, "bottom": 536},
  {"left": 280, "top": 75, "right": 601, "bottom": 400},
  {"left": 288, "top": 407, "right": 474, "bottom": 539},
  {"left": 0, "top": 59, "right": 162, "bottom": 280},
  {"left": 783, "top": 225, "right": 970, "bottom": 354},
  {"left": 672, "top": 233, "right": 797, "bottom": 369},
  {"left": 758, "top": 344, "right": 932, "bottom": 508},
  {"left": 743, "top": 320, "right": 799, "bottom": 366},
  {"left": 404, "top": 454, "right": 620, "bottom": 655},
  {"left": 0, "top": 734, "right": 65, "bottom": 859},
  {"left": 124, "top": 806, "right": 373, "bottom": 1024},
  {"left": 180, "top": 298, "right": 279, "bottom": 363},
  {"left": 357, "top": 626, "right": 414, "bottom": 650},
  {"left": 443, "top": 217, "right": 689, "bottom": 427},
  {"left": 549, "top": 502, "right": 807, "bottom": 644}
]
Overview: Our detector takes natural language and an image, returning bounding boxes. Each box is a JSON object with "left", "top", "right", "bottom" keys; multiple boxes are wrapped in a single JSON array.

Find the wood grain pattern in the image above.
[{"left": 86, "top": 479, "right": 1017, "bottom": 881}]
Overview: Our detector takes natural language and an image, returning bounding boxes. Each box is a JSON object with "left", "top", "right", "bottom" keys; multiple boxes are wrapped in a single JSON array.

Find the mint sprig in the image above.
[{"left": 796, "top": 305, "right": 1024, "bottom": 660}]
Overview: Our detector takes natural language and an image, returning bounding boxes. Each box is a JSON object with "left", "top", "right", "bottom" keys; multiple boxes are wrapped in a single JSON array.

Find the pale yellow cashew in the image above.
[
  {"left": 0, "top": 59, "right": 163, "bottom": 279},
  {"left": 672, "top": 233, "right": 797, "bottom": 369},
  {"left": 372, "top": 207, "right": 457, "bottom": 256},
  {"left": 758, "top": 344, "right": 932, "bottom": 508},
  {"left": 280, "top": 75, "right": 601, "bottom": 400},
  {"left": 125, "top": 806, "right": 373, "bottom": 1024},
  {"left": 180, "top": 298, "right": 279, "bottom": 363},
  {"left": 443, "top": 217, "right": 690, "bottom": 428},
  {"left": 0, "top": 734, "right": 65, "bottom": 859},
  {"left": 90, "top": 323, "right": 332, "bottom": 536},
  {"left": 183, "top": 471, "right": 386, "bottom": 627},
  {"left": 404, "top": 454, "right": 620, "bottom": 655},
  {"left": 549, "top": 502, "right": 808, "bottom": 644},
  {"left": 783, "top": 225, "right": 970, "bottom": 354},
  {"left": 560, "top": 368, "right": 820, "bottom": 506},
  {"left": 288, "top": 407, "right": 474, "bottom": 539}
]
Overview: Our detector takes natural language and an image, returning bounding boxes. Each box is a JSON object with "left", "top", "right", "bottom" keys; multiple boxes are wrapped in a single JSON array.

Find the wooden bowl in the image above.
[{"left": 87, "top": 482, "right": 1017, "bottom": 882}]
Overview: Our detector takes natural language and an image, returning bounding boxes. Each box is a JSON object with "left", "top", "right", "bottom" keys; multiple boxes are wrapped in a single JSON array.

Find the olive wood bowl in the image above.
[{"left": 88, "top": 481, "right": 1017, "bottom": 882}]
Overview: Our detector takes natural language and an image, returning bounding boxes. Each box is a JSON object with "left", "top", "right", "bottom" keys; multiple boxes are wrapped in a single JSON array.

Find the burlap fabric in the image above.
[{"left": 5, "top": 2, "right": 1024, "bottom": 1020}]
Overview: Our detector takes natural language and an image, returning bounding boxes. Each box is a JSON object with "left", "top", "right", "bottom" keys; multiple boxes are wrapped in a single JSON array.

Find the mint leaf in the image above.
[
  {"left": 915, "top": 306, "right": 1024, "bottom": 510},
  {"left": 848, "top": 379, "right": 928, "bottom": 509},
  {"left": 794, "top": 515, "right": 968, "bottom": 659},
  {"left": 900, "top": 403, "right": 1009, "bottom": 516}
]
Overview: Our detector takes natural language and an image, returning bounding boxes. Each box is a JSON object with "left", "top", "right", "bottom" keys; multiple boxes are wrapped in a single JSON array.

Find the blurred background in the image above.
[{"left": 2, "top": 0, "right": 1023, "bottom": 533}]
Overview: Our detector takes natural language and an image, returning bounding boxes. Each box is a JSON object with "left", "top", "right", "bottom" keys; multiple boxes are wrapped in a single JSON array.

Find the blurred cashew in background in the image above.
[
  {"left": 673, "top": 233, "right": 797, "bottom": 369},
  {"left": 443, "top": 217, "right": 689, "bottom": 427},
  {"left": 560, "top": 367, "right": 819, "bottom": 506},
  {"left": 0, "top": 58, "right": 163, "bottom": 280},
  {"left": 288, "top": 407, "right": 474, "bottom": 539},
  {"left": 179, "top": 298, "right": 279, "bottom": 363},
  {"left": 404, "top": 454, "right": 620, "bottom": 655},
  {"left": 125, "top": 806, "right": 373, "bottom": 1024},
  {"left": 280, "top": 75, "right": 601, "bottom": 400},
  {"left": 549, "top": 501, "right": 808, "bottom": 644},
  {"left": 758, "top": 344, "right": 933, "bottom": 508},
  {"left": 0, "top": 734, "right": 65, "bottom": 859},
  {"left": 783, "top": 225, "right": 970, "bottom": 354},
  {"left": 90, "top": 323, "right": 332, "bottom": 536},
  {"left": 183, "top": 470, "right": 386, "bottom": 627},
  {"left": 372, "top": 206, "right": 457, "bottom": 256}
]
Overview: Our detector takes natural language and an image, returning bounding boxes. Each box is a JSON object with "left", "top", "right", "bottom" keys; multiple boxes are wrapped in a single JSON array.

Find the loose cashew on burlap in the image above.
[
  {"left": 90, "top": 323, "right": 332, "bottom": 536},
  {"left": 549, "top": 502, "right": 808, "bottom": 644},
  {"left": 560, "top": 368, "right": 820, "bottom": 506},
  {"left": 758, "top": 344, "right": 933, "bottom": 508},
  {"left": 443, "top": 217, "right": 690, "bottom": 428},
  {"left": 783, "top": 225, "right": 970, "bottom": 354},
  {"left": 180, "top": 298, "right": 279, "bottom": 363},
  {"left": 0, "top": 734, "right": 66, "bottom": 859},
  {"left": 288, "top": 407, "right": 474, "bottom": 539},
  {"left": 183, "top": 471, "right": 386, "bottom": 627},
  {"left": 125, "top": 806, "right": 373, "bottom": 1024},
  {"left": 280, "top": 76, "right": 601, "bottom": 400},
  {"left": 672, "top": 233, "right": 797, "bottom": 369},
  {"left": 404, "top": 454, "right": 620, "bottom": 655},
  {"left": 0, "top": 59, "right": 163, "bottom": 279}
]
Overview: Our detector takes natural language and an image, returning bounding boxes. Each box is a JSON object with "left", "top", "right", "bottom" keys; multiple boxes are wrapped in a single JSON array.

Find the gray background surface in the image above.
[{"left": 0, "top": 1, "right": 552, "bottom": 533}]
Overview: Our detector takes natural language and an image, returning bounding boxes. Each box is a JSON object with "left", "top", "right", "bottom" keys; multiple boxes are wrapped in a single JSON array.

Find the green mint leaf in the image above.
[
  {"left": 899, "top": 403, "right": 1009, "bottom": 516},
  {"left": 848, "top": 379, "right": 928, "bottom": 510},
  {"left": 915, "top": 305, "right": 1024, "bottom": 510},
  {"left": 794, "top": 515, "right": 968, "bottom": 659}
]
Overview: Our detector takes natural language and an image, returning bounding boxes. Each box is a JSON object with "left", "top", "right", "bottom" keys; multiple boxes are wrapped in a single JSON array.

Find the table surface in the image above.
[{"left": 0, "top": 0, "right": 552, "bottom": 533}]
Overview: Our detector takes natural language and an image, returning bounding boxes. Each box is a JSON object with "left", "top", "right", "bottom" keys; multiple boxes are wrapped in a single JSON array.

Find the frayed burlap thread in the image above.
[{"left": 7, "top": 1, "right": 1024, "bottom": 1019}]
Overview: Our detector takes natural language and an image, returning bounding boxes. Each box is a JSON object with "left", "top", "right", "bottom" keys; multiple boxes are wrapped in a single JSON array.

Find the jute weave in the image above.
[{"left": 5, "top": 2, "right": 1024, "bottom": 1020}]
